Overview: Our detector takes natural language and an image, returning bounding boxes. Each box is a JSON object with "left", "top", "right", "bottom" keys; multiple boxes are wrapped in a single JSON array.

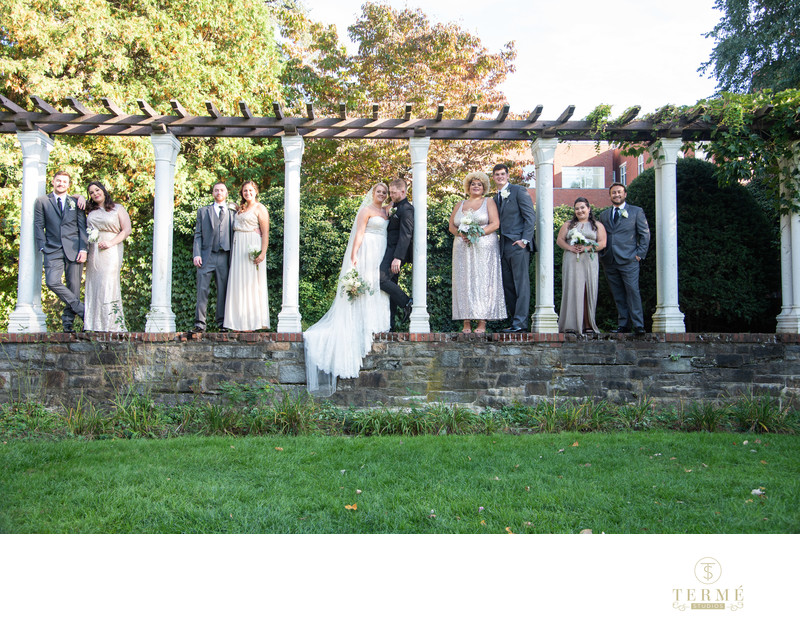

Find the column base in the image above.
[
  {"left": 651, "top": 306, "right": 686, "bottom": 333},
  {"left": 531, "top": 308, "right": 559, "bottom": 333},
  {"left": 145, "top": 307, "right": 176, "bottom": 333},
  {"left": 408, "top": 307, "right": 430, "bottom": 334},
  {"left": 277, "top": 308, "right": 303, "bottom": 333},
  {"left": 776, "top": 308, "right": 800, "bottom": 333},
  {"left": 7, "top": 304, "right": 47, "bottom": 333}
]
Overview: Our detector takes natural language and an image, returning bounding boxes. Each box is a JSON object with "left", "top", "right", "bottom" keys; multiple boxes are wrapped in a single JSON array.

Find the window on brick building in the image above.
[
  {"left": 619, "top": 163, "right": 627, "bottom": 186},
  {"left": 637, "top": 154, "right": 645, "bottom": 174},
  {"left": 561, "top": 166, "right": 605, "bottom": 189}
]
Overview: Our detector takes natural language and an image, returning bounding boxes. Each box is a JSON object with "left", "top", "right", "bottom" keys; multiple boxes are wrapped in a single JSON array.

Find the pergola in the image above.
[{"left": 3, "top": 95, "right": 800, "bottom": 334}]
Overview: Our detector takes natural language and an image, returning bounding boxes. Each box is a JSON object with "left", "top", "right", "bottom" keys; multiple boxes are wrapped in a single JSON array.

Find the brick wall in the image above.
[{"left": 1, "top": 332, "right": 797, "bottom": 409}]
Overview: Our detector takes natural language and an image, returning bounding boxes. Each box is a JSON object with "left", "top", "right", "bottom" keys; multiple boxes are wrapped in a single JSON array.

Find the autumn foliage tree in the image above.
[{"left": 278, "top": 2, "right": 527, "bottom": 196}]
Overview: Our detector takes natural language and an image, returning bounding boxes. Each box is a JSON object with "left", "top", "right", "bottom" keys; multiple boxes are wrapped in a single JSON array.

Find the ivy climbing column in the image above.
[
  {"left": 777, "top": 142, "right": 800, "bottom": 333},
  {"left": 8, "top": 130, "right": 52, "bottom": 333},
  {"left": 145, "top": 133, "right": 180, "bottom": 333}
]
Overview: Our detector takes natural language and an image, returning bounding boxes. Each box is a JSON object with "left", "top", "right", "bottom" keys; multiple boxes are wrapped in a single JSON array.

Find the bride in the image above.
[{"left": 304, "top": 183, "right": 391, "bottom": 395}]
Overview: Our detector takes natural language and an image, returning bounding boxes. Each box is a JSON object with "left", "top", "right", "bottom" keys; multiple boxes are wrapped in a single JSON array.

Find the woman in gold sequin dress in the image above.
[{"left": 448, "top": 172, "right": 506, "bottom": 333}]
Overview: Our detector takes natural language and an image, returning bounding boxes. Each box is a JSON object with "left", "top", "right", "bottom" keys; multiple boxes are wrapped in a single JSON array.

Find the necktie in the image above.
[
  {"left": 57, "top": 197, "right": 63, "bottom": 216},
  {"left": 613, "top": 208, "right": 619, "bottom": 225},
  {"left": 218, "top": 205, "right": 224, "bottom": 218}
]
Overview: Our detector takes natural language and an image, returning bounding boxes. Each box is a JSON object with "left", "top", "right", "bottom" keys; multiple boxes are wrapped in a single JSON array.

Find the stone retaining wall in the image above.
[{"left": 0, "top": 331, "right": 798, "bottom": 409}]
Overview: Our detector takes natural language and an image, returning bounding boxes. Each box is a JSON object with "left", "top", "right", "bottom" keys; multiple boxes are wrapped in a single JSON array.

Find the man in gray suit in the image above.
[
  {"left": 492, "top": 163, "right": 536, "bottom": 332},
  {"left": 598, "top": 182, "right": 650, "bottom": 334},
  {"left": 192, "top": 182, "right": 235, "bottom": 332},
  {"left": 33, "top": 170, "right": 87, "bottom": 333}
]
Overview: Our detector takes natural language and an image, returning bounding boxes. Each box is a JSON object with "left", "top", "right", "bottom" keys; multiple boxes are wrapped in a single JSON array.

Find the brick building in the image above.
[{"left": 521, "top": 141, "right": 658, "bottom": 208}]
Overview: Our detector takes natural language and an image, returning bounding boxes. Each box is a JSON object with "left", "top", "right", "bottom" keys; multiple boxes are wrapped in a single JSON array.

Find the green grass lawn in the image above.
[{"left": 1, "top": 431, "right": 798, "bottom": 534}]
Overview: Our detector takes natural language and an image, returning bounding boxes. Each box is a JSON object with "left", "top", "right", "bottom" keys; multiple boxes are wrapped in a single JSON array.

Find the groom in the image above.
[
  {"left": 33, "top": 170, "right": 88, "bottom": 333},
  {"left": 192, "top": 182, "right": 235, "bottom": 332},
  {"left": 380, "top": 178, "right": 414, "bottom": 331},
  {"left": 493, "top": 163, "right": 536, "bottom": 332}
]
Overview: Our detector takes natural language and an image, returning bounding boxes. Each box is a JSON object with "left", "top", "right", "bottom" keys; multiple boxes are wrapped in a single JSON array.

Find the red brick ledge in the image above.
[{"left": 0, "top": 331, "right": 798, "bottom": 344}]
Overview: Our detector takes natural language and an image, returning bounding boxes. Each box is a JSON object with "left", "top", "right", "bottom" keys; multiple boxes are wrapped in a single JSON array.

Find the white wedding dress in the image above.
[{"left": 304, "top": 210, "right": 390, "bottom": 396}]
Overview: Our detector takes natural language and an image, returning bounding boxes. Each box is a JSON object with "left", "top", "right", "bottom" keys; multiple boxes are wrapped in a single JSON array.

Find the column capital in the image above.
[
  {"left": 531, "top": 137, "right": 558, "bottom": 165},
  {"left": 16, "top": 129, "right": 54, "bottom": 160},
  {"left": 150, "top": 133, "right": 181, "bottom": 162},
  {"left": 409, "top": 136, "right": 430, "bottom": 163},
  {"left": 281, "top": 135, "right": 305, "bottom": 163},
  {"left": 650, "top": 137, "right": 682, "bottom": 165}
]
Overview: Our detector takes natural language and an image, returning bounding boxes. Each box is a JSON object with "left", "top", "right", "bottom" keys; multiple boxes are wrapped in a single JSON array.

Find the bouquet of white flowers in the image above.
[
  {"left": 87, "top": 226, "right": 100, "bottom": 243},
  {"left": 340, "top": 268, "right": 373, "bottom": 302},
  {"left": 249, "top": 247, "right": 262, "bottom": 262},
  {"left": 458, "top": 211, "right": 485, "bottom": 246},
  {"left": 567, "top": 227, "right": 599, "bottom": 261}
]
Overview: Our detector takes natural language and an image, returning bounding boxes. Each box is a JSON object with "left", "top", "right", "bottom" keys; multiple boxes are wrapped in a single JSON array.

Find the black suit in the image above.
[
  {"left": 33, "top": 192, "right": 87, "bottom": 330},
  {"left": 495, "top": 184, "right": 536, "bottom": 329},
  {"left": 380, "top": 197, "right": 414, "bottom": 330},
  {"left": 193, "top": 202, "right": 235, "bottom": 330}
]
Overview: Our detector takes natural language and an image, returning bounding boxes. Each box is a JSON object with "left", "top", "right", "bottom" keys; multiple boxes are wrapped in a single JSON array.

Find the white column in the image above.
[
  {"left": 408, "top": 136, "right": 431, "bottom": 333},
  {"left": 277, "top": 135, "right": 304, "bottom": 333},
  {"left": 8, "top": 131, "right": 53, "bottom": 333},
  {"left": 531, "top": 137, "right": 559, "bottom": 333},
  {"left": 145, "top": 133, "right": 180, "bottom": 333},
  {"left": 650, "top": 138, "right": 686, "bottom": 333},
  {"left": 777, "top": 144, "right": 800, "bottom": 332},
  {"left": 653, "top": 158, "right": 664, "bottom": 310}
]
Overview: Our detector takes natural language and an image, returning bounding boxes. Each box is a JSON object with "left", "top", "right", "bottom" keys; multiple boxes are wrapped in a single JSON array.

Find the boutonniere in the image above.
[
  {"left": 386, "top": 205, "right": 396, "bottom": 218},
  {"left": 620, "top": 209, "right": 628, "bottom": 219},
  {"left": 66, "top": 198, "right": 76, "bottom": 212},
  {"left": 500, "top": 189, "right": 510, "bottom": 200}
]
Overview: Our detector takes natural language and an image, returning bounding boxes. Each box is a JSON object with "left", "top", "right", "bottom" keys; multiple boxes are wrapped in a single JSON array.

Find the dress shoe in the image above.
[
  {"left": 191, "top": 326, "right": 206, "bottom": 333},
  {"left": 401, "top": 300, "right": 413, "bottom": 323},
  {"left": 62, "top": 325, "right": 74, "bottom": 334},
  {"left": 633, "top": 327, "right": 646, "bottom": 335},
  {"left": 502, "top": 326, "right": 524, "bottom": 333},
  {"left": 611, "top": 326, "right": 630, "bottom": 334}
]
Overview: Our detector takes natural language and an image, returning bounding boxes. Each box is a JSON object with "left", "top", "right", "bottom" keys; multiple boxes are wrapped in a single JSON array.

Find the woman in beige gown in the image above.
[
  {"left": 84, "top": 182, "right": 132, "bottom": 332},
  {"left": 223, "top": 181, "right": 270, "bottom": 331},
  {"left": 556, "top": 197, "right": 607, "bottom": 334},
  {"left": 448, "top": 172, "right": 506, "bottom": 333}
]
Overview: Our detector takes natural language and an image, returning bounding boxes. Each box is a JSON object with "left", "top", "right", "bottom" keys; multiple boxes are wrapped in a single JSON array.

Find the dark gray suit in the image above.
[
  {"left": 380, "top": 197, "right": 414, "bottom": 331},
  {"left": 496, "top": 184, "right": 536, "bottom": 329},
  {"left": 598, "top": 203, "right": 650, "bottom": 329},
  {"left": 33, "top": 192, "right": 87, "bottom": 330},
  {"left": 193, "top": 202, "right": 234, "bottom": 330}
]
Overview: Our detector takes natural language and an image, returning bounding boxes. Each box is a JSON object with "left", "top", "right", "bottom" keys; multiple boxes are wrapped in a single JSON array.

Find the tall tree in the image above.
[
  {"left": 701, "top": 0, "right": 800, "bottom": 93},
  {"left": 277, "top": 2, "right": 527, "bottom": 197},
  {"left": 0, "top": 0, "right": 286, "bottom": 328}
]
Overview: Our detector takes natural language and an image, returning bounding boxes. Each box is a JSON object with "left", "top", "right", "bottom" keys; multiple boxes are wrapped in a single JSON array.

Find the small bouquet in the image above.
[
  {"left": 567, "top": 227, "right": 599, "bottom": 261},
  {"left": 458, "top": 211, "right": 485, "bottom": 246},
  {"left": 340, "top": 268, "right": 373, "bottom": 302},
  {"left": 87, "top": 226, "right": 100, "bottom": 243},
  {"left": 249, "top": 247, "right": 262, "bottom": 262}
]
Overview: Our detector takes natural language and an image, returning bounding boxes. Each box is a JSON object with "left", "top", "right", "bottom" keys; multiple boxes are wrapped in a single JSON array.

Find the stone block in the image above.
[
  {"left": 439, "top": 350, "right": 461, "bottom": 367},
  {"left": 278, "top": 363, "right": 307, "bottom": 384}
]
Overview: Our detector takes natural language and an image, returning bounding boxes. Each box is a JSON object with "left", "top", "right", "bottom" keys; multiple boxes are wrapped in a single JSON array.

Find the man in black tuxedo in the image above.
[
  {"left": 380, "top": 178, "right": 414, "bottom": 331},
  {"left": 492, "top": 163, "right": 536, "bottom": 332},
  {"left": 33, "top": 171, "right": 87, "bottom": 333},
  {"left": 598, "top": 182, "right": 650, "bottom": 334},
  {"left": 192, "top": 182, "right": 235, "bottom": 332}
]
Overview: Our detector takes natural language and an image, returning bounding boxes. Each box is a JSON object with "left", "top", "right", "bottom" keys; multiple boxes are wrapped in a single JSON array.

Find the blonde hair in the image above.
[{"left": 463, "top": 172, "right": 490, "bottom": 196}]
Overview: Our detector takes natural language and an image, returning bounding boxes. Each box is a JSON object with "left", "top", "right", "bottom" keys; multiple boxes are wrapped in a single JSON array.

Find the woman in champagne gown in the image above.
[
  {"left": 556, "top": 197, "right": 607, "bottom": 334},
  {"left": 84, "top": 182, "right": 131, "bottom": 332},
  {"left": 448, "top": 172, "right": 506, "bottom": 333},
  {"left": 223, "top": 181, "right": 270, "bottom": 331},
  {"left": 304, "top": 183, "right": 391, "bottom": 396}
]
